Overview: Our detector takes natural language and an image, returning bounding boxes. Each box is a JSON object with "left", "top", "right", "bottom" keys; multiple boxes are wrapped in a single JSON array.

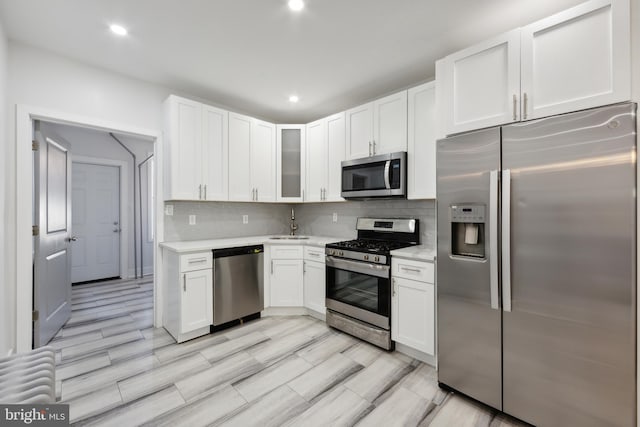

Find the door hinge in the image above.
[
  {"left": 32, "top": 225, "right": 39, "bottom": 236},
  {"left": 32, "top": 310, "right": 39, "bottom": 321},
  {"left": 32, "top": 140, "right": 39, "bottom": 151}
]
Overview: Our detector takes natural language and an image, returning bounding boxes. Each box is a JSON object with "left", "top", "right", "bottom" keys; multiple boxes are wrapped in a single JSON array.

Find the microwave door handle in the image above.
[{"left": 384, "top": 160, "right": 391, "bottom": 189}]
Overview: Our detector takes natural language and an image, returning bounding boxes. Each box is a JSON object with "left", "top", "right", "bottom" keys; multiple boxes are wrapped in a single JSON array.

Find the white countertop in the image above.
[
  {"left": 160, "top": 235, "right": 344, "bottom": 253},
  {"left": 390, "top": 245, "right": 436, "bottom": 262}
]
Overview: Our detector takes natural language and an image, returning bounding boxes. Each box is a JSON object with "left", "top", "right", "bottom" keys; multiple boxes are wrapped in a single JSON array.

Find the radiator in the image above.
[{"left": 0, "top": 346, "right": 56, "bottom": 404}]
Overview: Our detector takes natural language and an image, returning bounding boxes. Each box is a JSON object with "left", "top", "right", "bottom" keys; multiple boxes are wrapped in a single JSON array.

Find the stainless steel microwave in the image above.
[{"left": 341, "top": 151, "right": 407, "bottom": 199}]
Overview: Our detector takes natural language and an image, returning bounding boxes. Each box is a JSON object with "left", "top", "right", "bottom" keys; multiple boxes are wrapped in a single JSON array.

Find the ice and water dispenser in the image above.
[{"left": 450, "top": 205, "right": 486, "bottom": 258}]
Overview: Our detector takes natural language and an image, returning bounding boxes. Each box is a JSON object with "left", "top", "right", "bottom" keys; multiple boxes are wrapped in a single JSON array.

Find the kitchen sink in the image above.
[{"left": 269, "top": 236, "right": 310, "bottom": 240}]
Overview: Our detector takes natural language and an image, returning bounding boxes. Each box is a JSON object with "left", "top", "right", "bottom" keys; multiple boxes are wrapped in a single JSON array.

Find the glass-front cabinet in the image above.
[{"left": 276, "top": 125, "right": 306, "bottom": 202}]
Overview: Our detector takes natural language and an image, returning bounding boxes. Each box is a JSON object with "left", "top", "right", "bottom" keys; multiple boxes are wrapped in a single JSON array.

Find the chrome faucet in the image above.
[{"left": 290, "top": 208, "right": 298, "bottom": 236}]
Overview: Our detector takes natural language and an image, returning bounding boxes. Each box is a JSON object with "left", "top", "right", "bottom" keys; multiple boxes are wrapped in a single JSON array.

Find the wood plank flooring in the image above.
[{"left": 51, "top": 278, "right": 526, "bottom": 426}]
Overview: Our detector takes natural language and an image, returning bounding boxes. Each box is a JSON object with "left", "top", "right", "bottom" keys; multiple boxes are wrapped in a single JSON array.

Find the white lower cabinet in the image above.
[
  {"left": 303, "top": 246, "right": 326, "bottom": 314},
  {"left": 269, "top": 245, "right": 304, "bottom": 307},
  {"left": 391, "top": 258, "right": 435, "bottom": 355},
  {"left": 163, "top": 250, "right": 213, "bottom": 343}
]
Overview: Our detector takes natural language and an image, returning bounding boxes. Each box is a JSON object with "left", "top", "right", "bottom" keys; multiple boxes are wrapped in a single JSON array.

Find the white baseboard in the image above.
[
  {"left": 395, "top": 342, "right": 437, "bottom": 367},
  {"left": 262, "top": 307, "right": 308, "bottom": 317}
]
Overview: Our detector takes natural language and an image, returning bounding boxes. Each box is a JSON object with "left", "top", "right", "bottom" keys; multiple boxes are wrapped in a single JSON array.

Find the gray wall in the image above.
[
  {"left": 164, "top": 199, "right": 436, "bottom": 249},
  {"left": 163, "top": 202, "right": 292, "bottom": 241}
]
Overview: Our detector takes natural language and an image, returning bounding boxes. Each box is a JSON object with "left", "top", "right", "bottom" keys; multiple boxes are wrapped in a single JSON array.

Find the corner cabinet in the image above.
[
  {"left": 163, "top": 250, "right": 213, "bottom": 343},
  {"left": 305, "top": 112, "right": 346, "bottom": 202},
  {"left": 163, "top": 95, "right": 228, "bottom": 201},
  {"left": 407, "top": 82, "right": 436, "bottom": 199},
  {"left": 346, "top": 90, "right": 407, "bottom": 160},
  {"left": 228, "top": 113, "right": 277, "bottom": 202},
  {"left": 277, "top": 125, "right": 306, "bottom": 202},
  {"left": 391, "top": 258, "right": 435, "bottom": 356},
  {"left": 440, "top": 0, "right": 630, "bottom": 136}
]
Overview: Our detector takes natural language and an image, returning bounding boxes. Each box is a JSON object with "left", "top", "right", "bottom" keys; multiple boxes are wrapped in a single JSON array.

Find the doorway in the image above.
[
  {"left": 21, "top": 110, "right": 163, "bottom": 351},
  {"left": 71, "top": 162, "right": 121, "bottom": 283}
]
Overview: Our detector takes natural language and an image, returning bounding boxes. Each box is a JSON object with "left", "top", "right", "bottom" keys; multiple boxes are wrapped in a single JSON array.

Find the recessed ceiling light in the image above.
[
  {"left": 288, "top": 0, "right": 304, "bottom": 11},
  {"left": 109, "top": 24, "right": 128, "bottom": 36},
  {"left": 289, "top": 95, "right": 299, "bottom": 103}
]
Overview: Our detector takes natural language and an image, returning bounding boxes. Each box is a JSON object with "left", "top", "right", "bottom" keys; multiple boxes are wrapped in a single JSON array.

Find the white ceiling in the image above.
[{"left": 0, "top": 0, "right": 585, "bottom": 123}]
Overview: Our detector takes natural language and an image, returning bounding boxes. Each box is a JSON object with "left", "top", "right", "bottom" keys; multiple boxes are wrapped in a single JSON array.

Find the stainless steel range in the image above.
[{"left": 325, "top": 218, "right": 419, "bottom": 350}]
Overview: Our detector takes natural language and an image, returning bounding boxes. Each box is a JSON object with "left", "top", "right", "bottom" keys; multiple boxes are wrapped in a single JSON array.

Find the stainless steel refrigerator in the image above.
[{"left": 436, "top": 102, "right": 636, "bottom": 427}]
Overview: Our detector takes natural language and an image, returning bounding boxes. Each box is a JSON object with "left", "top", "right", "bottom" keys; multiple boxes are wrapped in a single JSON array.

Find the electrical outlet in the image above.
[
  {"left": 189, "top": 215, "right": 196, "bottom": 225},
  {"left": 242, "top": 215, "right": 249, "bottom": 224},
  {"left": 165, "top": 204, "right": 174, "bottom": 216},
  {"left": 333, "top": 212, "right": 338, "bottom": 223}
]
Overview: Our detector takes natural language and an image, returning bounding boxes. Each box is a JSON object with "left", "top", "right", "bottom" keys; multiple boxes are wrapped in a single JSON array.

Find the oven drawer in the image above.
[
  {"left": 270, "top": 245, "right": 303, "bottom": 259},
  {"left": 392, "top": 258, "right": 434, "bottom": 283},
  {"left": 180, "top": 252, "right": 213, "bottom": 272},
  {"left": 304, "top": 246, "right": 325, "bottom": 263}
]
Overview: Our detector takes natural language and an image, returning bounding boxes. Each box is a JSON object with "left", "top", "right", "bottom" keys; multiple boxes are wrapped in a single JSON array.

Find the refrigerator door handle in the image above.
[
  {"left": 502, "top": 169, "right": 512, "bottom": 312},
  {"left": 489, "top": 169, "right": 499, "bottom": 310}
]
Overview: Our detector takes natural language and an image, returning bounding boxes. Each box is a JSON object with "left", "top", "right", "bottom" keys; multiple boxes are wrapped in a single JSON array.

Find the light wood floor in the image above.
[{"left": 50, "top": 278, "right": 525, "bottom": 426}]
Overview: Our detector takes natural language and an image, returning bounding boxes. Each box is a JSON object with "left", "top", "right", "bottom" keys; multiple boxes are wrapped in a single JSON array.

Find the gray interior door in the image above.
[
  {"left": 33, "top": 121, "right": 73, "bottom": 347},
  {"left": 436, "top": 127, "right": 502, "bottom": 410},
  {"left": 501, "top": 103, "right": 636, "bottom": 426}
]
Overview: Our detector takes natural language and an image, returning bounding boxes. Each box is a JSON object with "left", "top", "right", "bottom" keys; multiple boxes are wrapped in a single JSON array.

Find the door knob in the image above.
[
  {"left": 113, "top": 221, "right": 119, "bottom": 225},
  {"left": 66, "top": 236, "right": 78, "bottom": 242},
  {"left": 113, "top": 228, "right": 121, "bottom": 233}
]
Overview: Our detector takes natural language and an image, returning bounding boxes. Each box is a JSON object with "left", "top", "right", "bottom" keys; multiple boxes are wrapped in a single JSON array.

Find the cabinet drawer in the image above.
[
  {"left": 180, "top": 252, "right": 213, "bottom": 272},
  {"left": 392, "top": 258, "right": 434, "bottom": 283},
  {"left": 304, "top": 246, "right": 326, "bottom": 263},
  {"left": 270, "top": 245, "right": 303, "bottom": 259}
]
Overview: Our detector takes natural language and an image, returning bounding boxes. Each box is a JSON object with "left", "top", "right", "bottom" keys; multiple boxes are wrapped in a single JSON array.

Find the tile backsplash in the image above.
[{"left": 164, "top": 199, "right": 436, "bottom": 248}]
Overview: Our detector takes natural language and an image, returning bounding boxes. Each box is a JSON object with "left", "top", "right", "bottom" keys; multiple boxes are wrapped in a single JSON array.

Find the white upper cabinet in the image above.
[
  {"left": 346, "top": 90, "right": 408, "bottom": 159},
  {"left": 408, "top": 82, "right": 436, "bottom": 200},
  {"left": 228, "top": 112, "right": 253, "bottom": 202},
  {"left": 520, "top": 0, "right": 630, "bottom": 120},
  {"left": 440, "top": 0, "right": 630, "bottom": 136},
  {"left": 251, "top": 119, "right": 277, "bottom": 202},
  {"left": 164, "top": 95, "right": 228, "bottom": 201},
  {"left": 201, "top": 105, "right": 228, "bottom": 201},
  {"left": 305, "top": 119, "right": 327, "bottom": 203},
  {"left": 277, "top": 125, "right": 306, "bottom": 202},
  {"left": 305, "top": 112, "right": 346, "bottom": 202},
  {"left": 346, "top": 103, "right": 374, "bottom": 159},
  {"left": 373, "top": 91, "right": 408, "bottom": 155},
  {"left": 442, "top": 29, "right": 521, "bottom": 135},
  {"left": 228, "top": 114, "right": 276, "bottom": 202}
]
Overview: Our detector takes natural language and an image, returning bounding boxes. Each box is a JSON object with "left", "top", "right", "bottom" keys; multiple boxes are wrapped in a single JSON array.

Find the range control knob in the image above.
[
  {"left": 374, "top": 256, "right": 380, "bottom": 262},
  {"left": 329, "top": 250, "right": 335, "bottom": 256},
  {"left": 339, "top": 251, "right": 344, "bottom": 256},
  {"left": 363, "top": 255, "right": 369, "bottom": 261}
]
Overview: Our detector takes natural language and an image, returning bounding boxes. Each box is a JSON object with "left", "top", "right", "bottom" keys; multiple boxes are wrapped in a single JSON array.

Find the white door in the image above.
[
  {"left": 443, "top": 28, "right": 521, "bottom": 135},
  {"left": 346, "top": 103, "right": 374, "bottom": 159},
  {"left": 33, "top": 123, "right": 72, "bottom": 347},
  {"left": 373, "top": 90, "right": 407, "bottom": 155},
  {"left": 305, "top": 119, "right": 327, "bottom": 202},
  {"left": 202, "top": 105, "right": 228, "bottom": 201},
  {"left": 270, "top": 259, "right": 303, "bottom": 306},
  {"left": 408, "top": 82, "right": 437, "bottom": 199},
  {"left": 181, "top": 269, "right": 213, "bottom": 333},
  {"left": 520, "top": 0, "right": 630, "bottom": 120},
  {"left": 303, "top": 260, "right": 326, "bottom": 314},
  {"left": 326, "top": 112, "right": 346, "bottom": 201},
  {"left": 228, "top": 112, "right": 253, "bottom": 201},
  {"left": 71, "top": 162, "right": 120, "bottom": 283},
  {"left": 251, "top": 119, "right": 276, "bottom": 202},
  {"left": 392, "top": 277, "right": 435, "bottom": 355}
]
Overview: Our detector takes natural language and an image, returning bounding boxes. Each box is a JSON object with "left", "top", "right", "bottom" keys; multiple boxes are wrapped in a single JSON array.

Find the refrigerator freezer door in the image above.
[
  {"left": 502, "top": 103, "right": 636, "bottom": 427},
  {"left": 436, "top": 127, "right": 502, "bottom": 410}
]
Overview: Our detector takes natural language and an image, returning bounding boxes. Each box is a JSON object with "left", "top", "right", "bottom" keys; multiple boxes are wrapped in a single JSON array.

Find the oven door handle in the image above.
[
  {"left": 384, "top": 160, "right": 391, "bottom": 189},
  {"left": 326, "top": 256, "right": 390, "bottom": 279}
]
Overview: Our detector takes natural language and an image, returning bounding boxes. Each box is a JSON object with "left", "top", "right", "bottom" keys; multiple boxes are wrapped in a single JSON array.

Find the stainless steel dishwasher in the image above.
[{"left": 212, "top": 245, "right": 264, "bottom": 326}]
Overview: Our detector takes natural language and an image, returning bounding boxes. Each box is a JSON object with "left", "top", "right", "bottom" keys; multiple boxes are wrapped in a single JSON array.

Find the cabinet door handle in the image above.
[
  {"left": 270, "top": 260, "right": 274, "bottom": 274},
  {"left": 252, "top": 188, "right": 255, "bottom": 201},
  {"left": 523, "top": 92, "right": 528, "bottom": 120},
  {"left": 256, "top": 188, "right": 258, "bottom": 201},
  {"left": 199, "top": 184, "right": 202, "bottom": 200},
  {"left": 368, "top": 141, "right": 372, "bottom": 156},
  {"left": 392, "top": 278, "right": 396, "bottom": 297},
  {"left": 512, "top": 94, "right": 517, "bottom": 121},
  {"left": 183, "top": 273, "right": 186, "bottom": 292},
  {"left": 372, "top": 140, "right": 376, "bottom": 155},
  {"left": 204, "top": 185, "right": 207, "bottom": 200},
  {"left": 303, "top": 261, "right": 306, "bottom": 274},
  {"left": 401, "top": 266, "right": 422, "bottom": 273}
]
